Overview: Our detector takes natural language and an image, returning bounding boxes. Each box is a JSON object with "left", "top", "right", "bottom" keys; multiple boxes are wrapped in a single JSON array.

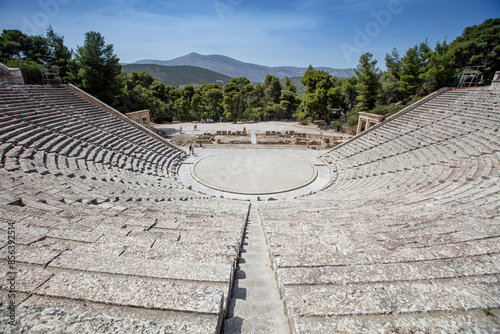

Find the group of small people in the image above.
[{"left": 180, "top": 125, "right": 198, "bottom": 133}]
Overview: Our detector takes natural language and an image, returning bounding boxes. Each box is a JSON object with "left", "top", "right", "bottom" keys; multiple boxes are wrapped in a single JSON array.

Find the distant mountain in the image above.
[
  {"left": 121, "top": 64, "right": 231, "bottom": 88},
  {"left": 133, "top": 52, "right": 355, "bottom": 83}
]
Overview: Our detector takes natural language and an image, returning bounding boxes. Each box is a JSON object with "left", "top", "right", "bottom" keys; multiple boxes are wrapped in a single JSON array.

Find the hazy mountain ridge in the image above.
[
  {"left": 122, "top": 64, "right": 232, "bottom": 88},
  {"left": 133, "top": 52, "right": 355, "bottom": 82}
]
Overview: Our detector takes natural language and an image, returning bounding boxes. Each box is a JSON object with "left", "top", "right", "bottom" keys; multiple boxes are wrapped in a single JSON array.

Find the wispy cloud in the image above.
[
  {"left": 1, "top": 0, "right": 499, "bottom": 68},
  {"left": 55, "top": 3, "right": 324, "bottom": 66}
]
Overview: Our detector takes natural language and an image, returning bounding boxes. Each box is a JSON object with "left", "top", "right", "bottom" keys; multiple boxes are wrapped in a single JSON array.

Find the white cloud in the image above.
[
  {"left": 8, "top": 0, "right": 495, "bottom": 69},
  {"left": 0, "top": 0, "right": 365, "bottom": 67},
  {"left": 54, "top": 4, "right": 326, "bottom": 66}
]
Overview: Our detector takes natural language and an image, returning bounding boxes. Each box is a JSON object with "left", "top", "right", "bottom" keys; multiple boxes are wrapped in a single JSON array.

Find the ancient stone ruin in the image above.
[{"left": 0, "top": 69, "right": 499, "bottom": 333}]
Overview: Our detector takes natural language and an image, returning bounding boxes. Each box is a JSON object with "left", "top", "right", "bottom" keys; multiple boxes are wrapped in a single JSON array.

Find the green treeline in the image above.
[{"left": 1, "top": 18, "right": 498, "bottom": 127}]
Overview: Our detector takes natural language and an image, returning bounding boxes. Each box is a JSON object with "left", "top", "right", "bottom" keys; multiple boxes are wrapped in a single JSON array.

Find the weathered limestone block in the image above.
[
  {"left": 293, "top": 309, "right": 500, "bottom": 333},
  {"left": 124, "top": 242, "right": 238, "bottom": 265},
  {"left": 0, "top": 293, "right": 220, "bottom": 334},
  {"left": 0, "top": 244, "right": 60, "bottom": 266},
  {"left": 0, "top": 264, "right": 52, "bottom": 293},
  {"left": 35, "top": 271, "right": 224, "bottom": 314},
  {"left": 285, "top": 275, "right": 500, "bottom": 317},
  {"left": 279, "top": 255, "right": 500, "bottom": 286},
  {"left": 107, "top": 256, "right": 233, "bottom": 283}
]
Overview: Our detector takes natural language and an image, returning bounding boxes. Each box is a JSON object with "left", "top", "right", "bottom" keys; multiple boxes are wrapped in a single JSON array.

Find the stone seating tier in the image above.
[
  {"left": 2, "top": 85, "right": 500, "bottom": 333},
  {"left": 259, "top": 87, "right": 499, "bottom": 331},
  {"left": 0, "top": 84, "right": 253, "bottom": 332}
]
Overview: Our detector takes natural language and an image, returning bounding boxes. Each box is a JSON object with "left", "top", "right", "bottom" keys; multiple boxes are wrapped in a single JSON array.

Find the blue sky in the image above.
[{"left": 1, "top": 0, "right": 499, "bottom": 69}]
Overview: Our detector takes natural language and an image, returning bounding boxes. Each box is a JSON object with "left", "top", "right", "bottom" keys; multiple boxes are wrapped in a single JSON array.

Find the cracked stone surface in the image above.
[{"left": 1, "top": 85, "right": 500, "bottom": 333}]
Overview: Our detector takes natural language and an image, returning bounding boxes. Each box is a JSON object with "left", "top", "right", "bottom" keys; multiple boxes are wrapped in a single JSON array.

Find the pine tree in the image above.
[
  {"left": 73, "top": 31, "right": 121, "bottom": 104},
  {"left": 300, "top": 66, "right": 337, "bottom": 121},
  {"left": 424, "top": 41, "right": 457, "bottom": 91},
  {"left": 223, "top": 77, "right": 251, "bottom": 123},
  {"left": 400, "top": 42, "right": 430, "bottom": 98},
  {"left": 354, "top": 53, "right": 382, "bottom": 113},
  {"left": 279, "top": 77, "right": 300, "bottom": 119},
  {"left": 382, "top": 48, "right": 404, "bottom": 104}
]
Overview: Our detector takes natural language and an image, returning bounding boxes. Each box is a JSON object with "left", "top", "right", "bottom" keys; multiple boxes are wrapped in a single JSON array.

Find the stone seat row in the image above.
[
  {"left": 0, "top": 164, "right": 249, "bottom": 334},
  {"left": 326, "top": 89, "right": 496, "bottom": 161},
  {"left": 0, "top": 97, "right": 176, "bottom": 165},
  {"left": 0, "top": 84, "right": 254, "bottom": 333},
  {"left": 1, "top": 154, "right": 188, "bottom": 206},
  {"left": 0, "top": 84, "right": 200, "bottom": 200},
  {"left": 15, "top": 86, "right": 176, "bottom": 155},
  {"left": 326, "top": 100, "right": 498, "bottom": 176},
  {"left": 2, "top": 134, "right": 251, "bottom": 210},
  {"left": 326, "top": 154, "right": 498, "bottom": 208},
  {"left": 0, "top": 193, "right": 249, "bottom": 332},
  {"left": 30, "top": 88, "right": 157, "bottom": 137},
  {"left": 251, "top": 88, "right": 500, "bottom": 333},
  {"left": 2, "top": 138, "right": 179, "bottom": 181},
  {"left": 0, "top": 115, "right": 182, "bottom": 180},
  {"left": 258, "top": 197, "right": 500, "bottom": 332},
  {"left": 258, "top": 88, "right": 500, "bottom": 332}
]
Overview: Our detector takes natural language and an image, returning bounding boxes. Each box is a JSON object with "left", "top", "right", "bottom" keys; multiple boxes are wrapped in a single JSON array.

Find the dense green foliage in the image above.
[
  {"left": 4, "top": 58, "right": 43, "bottom": 85},
  {"left": 450, "top": 18, "right": 500, "bottom": 82},
  {"left": 122, "top": 64, "right": 231, "bottom": 88},
  {"left": 223, "top": 77, "right": 252, "bottom": 122},
  {"left": 0, "top": 26, "right": 74, "bottom": 83},
  {"left": 354, "top": 53, "right": 382, "bottom": 112},
  {"left": 0, "top": 18, "right": 498, "bottom": 127},
  {"left": 73, "top": 31, "right": 122, "bottom": 105},
  {"left": 299, "top": 65, "right": 339, "bottom": 122},
  {"left": 112, "top": 70, "right": 170, "bottom": 122},
  {"left": 280, "top": 77, "right": 301, "bottom": 119},
  {"left": 290, "top": 18, "right": 497, "bottom": 128}
]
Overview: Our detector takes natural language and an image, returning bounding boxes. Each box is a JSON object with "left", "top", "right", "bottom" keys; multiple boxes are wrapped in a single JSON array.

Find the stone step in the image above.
[
  {"left": 0, "top": 292, "right": 221, "bottom": 334},
  {"left": 31, "top": 270, "right": 224, "bottom": 314},
  {"left": 284, "top": 275, "right": 499, "bottom": 318},
  {"left": 292, "top": 309, "right": 500, "bottom": 334}
]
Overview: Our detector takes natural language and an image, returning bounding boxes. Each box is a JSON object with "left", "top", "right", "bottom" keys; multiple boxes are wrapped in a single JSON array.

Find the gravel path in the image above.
[{"left": 154, "top": 120, "right": 349, "bottom": 137}]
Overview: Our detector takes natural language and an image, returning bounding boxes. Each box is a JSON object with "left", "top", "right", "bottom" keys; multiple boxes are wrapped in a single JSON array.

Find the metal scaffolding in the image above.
[
  {"left": 457, "top": 66, "right": 484, "bottom": 88},
  {"left": 41, "top": 67, "right": 63, "bottom": 86}
]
